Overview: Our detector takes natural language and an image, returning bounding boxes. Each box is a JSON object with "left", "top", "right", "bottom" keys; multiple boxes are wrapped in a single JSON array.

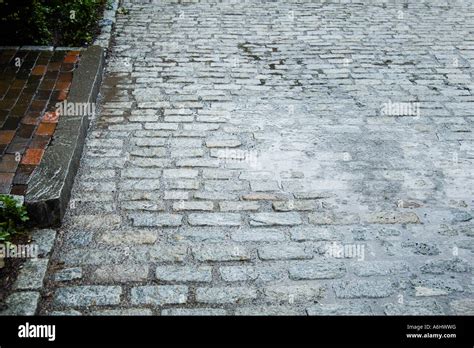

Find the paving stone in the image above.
[
  {"left": 384, "top": 300, "right": 444, "bottom": 315},
  {"left": 231, "top": 228, "right": 286, "bottom": 242},
  {"left": 249, "top": 213, "right": 302, "bottom": 226},
  {"left": 54, "top": 267, "right": 83, "bottom": 282},
  {"left": 449, "top": 299, "right": 474, "bottom": 315},
  {"left": 206, "top": 139, "right": 241, "bottom": 148},
  {"left": 130, "top": 213, "right": 182, "bottom": 227},
  {"left": 365, "top": 212, "right": 420, "bottom": 224},
  {"left": 333, "top": 280, "right": 395, "bottom": 299},
  {"left": 235, "top": 306, "right": 304, "bottom": 316},
  {"left": 91, "top": 309, "right": 153, "bottom": 316},
  {"left": 131, "top": 286, "right": 188, "bottom": 305},
  {"left": 14, "top": 259, "right": 49, "bottom": 290},
  {"left": 173, "top": 201, "right": 214, "bottom": 211},
  {"left": 196, "top": 287, "right": 257, "bottom": 304},
  {"left": 188, "top": 213, "right": 241, "bottom": 226},
  {"left": 31, "top": 229, "right": 57, "bottom": 257},
  {"left": 219, "top": 265, "right": 286, "bottom": 282},
  {"left": 121, "top": 201, "right": 165, "bottom": 211},
  {"left": 98, "top": 230, "right": 158, "bottom": 245},
  {"left": 170, "top": 138, "right": 202, "bottom": 148},
  {"left": 306, "top": 302, "right": 374, "bottom": 315},
  {"left": 155, "top": 265, "right": 212, "bottom": 282},
  {"left": 121, "top": 168, "right": 161, "bottom": 179},
  {"left": 264, "top": 283, "right": 325, "bottom": 303},
  {"left": 149, "top": 245, "right": 188, "bottom": 262},
  {"left": 92, "top": 264, "right": 149, "bottom": 282},
  {"left": 411, "top": 279, "right": 464, "bottom": 297},
  {"left": 50, "top": 309, "right": 82, "bottom": 316},
  {"left": 218, "top": 265, "right": 256, "bottom": 281},
  {"left": 0, "top": 292, "right": 40, "bottom": 315},
  {"left": 420, "top": 258, "right": 471, "bottom": 274},
  {"left": 38, "top": 0, "right": 474, "bottom": 316},
  {"left": 258, "top": 244, "right": 312, "bottom": 260},
  {"left": 402, "top": 241, "right": 440, "bottom": 256},
  {"left": 293, "top": 192, "right": 333, "bottom": 199},
  {"left": 204, "top": 180, "right": 248, "bottom": 192},
  {"left": 162, "top": 308, "right": 227, "bottom": 316},
  {"left": 119, "top": 179, "right": 161, "bottom": 190},
  {"left": 194, "top": 191, "right": 238, "bottom": 200},
  {"left": 80, "top": 181, "right": 116, "bottom": 192},
  {"left": 134, "top": 138, "right": 166, "bottom": 147},
  {"left": 273, "top": 200, "right": 323, "bottom": 211},
  {"left": 165, "top": 179, "right": 200, "bottom": 190},
  {"left": 202, "top": 168, "right": 235, "bottom": 180},
  {"left": 451, "top": 211, "right": 472, "bottom": 223},
  {"left": 130, "top": 158, "right": 171, "bottom": 167},
  {"left": 308, "top": 212, "right": 359, "bottom": 225},
  {"left": 243, "top": 193, "right": 291, "bottom": 201},
  {"left": 88, "top": 139, "right": 123, "bottom": 148},
  {"left": 193, "top": 244, "right": 251, "bottom": 262},
  {"left": 289, "top": 260, "right": 346, "bottom": 280},
  {"left": 174, "top": 227, "right": 227, "bottom": 242},
  {"left": 250, "top": 180, "right": 280, "bottom": 192},
  {"left": 54, "top": 286, "right": 122, "bottom": 307},
  {"left": 62, "top": 230, "right": 94, "bottom": 248},
  {"left": 71, "top": 214, "right": 121, "bottom": 230},
  {"left": 219, "top": 201, "right": 260, "bottom": 211},
  {"left": 289, "top": 227, "right": 342, "bottom": 241},
  {"left": 177, "top": 158, "right": 221, "bottom": 167},
  {"left": 163, "top": 169, "right": 199, "bottom": 179},
  {"left": 164, "top": 191, "right": 189, "bottom": 200},
  {"left": 85, "top": 157, "right": 126, "bottom": 168},
  {"left": 60, "top": 247, "right": 148, "bottom": 266},
  {"left": 170, "top": 148, "right": 204, "bottom": 158},
  {"left": 352, "top": 261, "right": 410, "bottom": 277}
]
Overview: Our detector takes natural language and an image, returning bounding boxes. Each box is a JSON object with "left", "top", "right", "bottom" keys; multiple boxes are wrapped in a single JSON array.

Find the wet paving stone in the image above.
[{"left": 35, "top": 0, "right": 474, "bottom": 315}]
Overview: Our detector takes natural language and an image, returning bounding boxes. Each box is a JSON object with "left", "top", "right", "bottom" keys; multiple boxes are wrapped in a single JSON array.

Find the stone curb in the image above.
[
  {"left": 94, "top": 0, "right": 120, "bottom": 49},
  {"left": 25, "top": 46, "right": 105, "bottom": 227}
]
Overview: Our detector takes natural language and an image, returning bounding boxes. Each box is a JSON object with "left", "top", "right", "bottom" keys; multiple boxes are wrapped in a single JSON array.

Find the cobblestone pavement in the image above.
[{"left": 40, "top": 0, "right": 474, "bottom": 315}]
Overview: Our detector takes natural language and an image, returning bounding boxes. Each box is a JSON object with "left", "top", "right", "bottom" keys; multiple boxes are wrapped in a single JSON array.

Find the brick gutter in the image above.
[
  {"left": 23, "top": 0, "right": 120, "bottom": 227},
  {"left": 25, "top": 46, "right": 105, "bottom": 227}
]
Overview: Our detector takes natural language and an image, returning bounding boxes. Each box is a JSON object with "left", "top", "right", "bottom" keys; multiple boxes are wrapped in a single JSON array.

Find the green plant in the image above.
[
  {"left": 0, "top": 195, "right": 29, "bottom": 243},
  {"left": 0, "top": 0, "right": 106, "bottom": 46}
]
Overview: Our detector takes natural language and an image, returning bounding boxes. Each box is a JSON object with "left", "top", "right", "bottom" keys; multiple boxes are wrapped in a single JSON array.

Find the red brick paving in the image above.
[
  {"left": 21, "top": 148, "right": 45, "bottom": 165},
  {"left": 55, "top": 81, "right": 71, "bottom": 91},
  {"left": 0, "top": 130, "right": 15, "bottom": 144},
  {"left": 35, "top": 122, "right": 56, "bottom": 136},
  {"left": 0, "top": 173, "right": 14, "bottom": 193},
  {"left": 31, "top": 65, "right": 47, "bottom": 76},
  {"left": 42, "top": 111, "right": 59, "bottom": 123},
  {"left": 0, "top": 49, "right": 81, "bottom": 195},
  {"left": 0, "top": 154, "right": 18, "bottom": 173},
  {"left": 63, "top": 55, "right": 79, "bottom": 64}
]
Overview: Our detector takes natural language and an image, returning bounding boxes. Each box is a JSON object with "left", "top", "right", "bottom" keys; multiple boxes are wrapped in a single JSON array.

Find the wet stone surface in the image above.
[{"left": 39, "top": 0, "right": 474, "bottom": 315}]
